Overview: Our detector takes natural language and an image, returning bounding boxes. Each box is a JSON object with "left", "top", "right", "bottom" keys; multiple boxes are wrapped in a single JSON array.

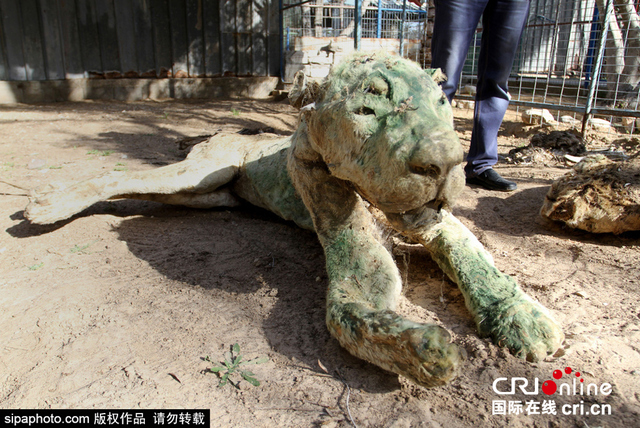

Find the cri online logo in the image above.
[{"left": 493, "top": 367, "right": 612, "bottom": 396}]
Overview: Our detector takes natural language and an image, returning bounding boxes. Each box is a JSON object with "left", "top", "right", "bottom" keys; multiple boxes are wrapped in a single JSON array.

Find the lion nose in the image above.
[{"left": 407, "top": 130, "right": 463, "bottom": 179}]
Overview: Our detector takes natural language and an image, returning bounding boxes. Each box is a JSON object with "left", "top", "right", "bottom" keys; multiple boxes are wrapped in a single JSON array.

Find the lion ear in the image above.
[
  {"left": 425, "top": 68, "right": 447, "bottom": 85},
  {"left": 288, "top": 71, "right": 322, "bottom": 109}
]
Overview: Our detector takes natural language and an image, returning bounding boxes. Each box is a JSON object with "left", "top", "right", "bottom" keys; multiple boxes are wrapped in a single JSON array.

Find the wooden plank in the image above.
[
  {"left": 94, "top": 0, "right": 121, "bottom": 74},
  {"left": 57, "top": 0, "right": 84, "bottom": 78},
  {"left": 39, "top": 0, "right": 65, "bottom": 80},
  {"left": 76, "top": 0, "right": 103, "bottom": 75},
  {"left": 168, "top": 0, "right": 188, "bottom": 77},
  {"left": 236, "top": 0, "right": 252, "bottom": 75},
  {"left": 0, "top": 0, "right": 26, "bottom": 80},
  {"left": 132, "top": 0, "right": 155, "bottom": 76},
  {"left": 252, "top": 0, "right": 267, "bottom": 76},
  {"left": 221, "top": 0, "right": 236, "bottom": 75},
  {"left": 20, "top": 0, "right": 46, "bottom": 80},
  {"left": 113, "top": 0, "right": 137, "bottom": 75},
  {"left": 185, "top": 0, "right": 204, "bottom": 77},
  {"left": 150, "top": 0, "right": 172, "bottom": 77},
  {"left": 203, "top": 0, "right": 221, "bottom": 76}
]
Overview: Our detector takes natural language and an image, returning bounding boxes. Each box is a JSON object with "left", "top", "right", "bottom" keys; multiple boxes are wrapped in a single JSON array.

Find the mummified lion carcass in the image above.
[
  {"left": 541, "top": 155, "right": 640, "bottom": 234},
  {"left": 25, "top": 53, "right": 563, "bottom": 388}
]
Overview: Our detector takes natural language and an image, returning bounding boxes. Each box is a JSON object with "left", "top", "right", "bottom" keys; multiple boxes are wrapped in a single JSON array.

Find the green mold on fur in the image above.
[{"left": 24, "top": 52, "right": 563, "bottom": 388}]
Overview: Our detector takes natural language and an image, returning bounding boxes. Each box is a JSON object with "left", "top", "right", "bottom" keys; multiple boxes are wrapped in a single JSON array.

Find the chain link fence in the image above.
[{"left": 282, "top": 0, "right": 640, "bottom": 134}]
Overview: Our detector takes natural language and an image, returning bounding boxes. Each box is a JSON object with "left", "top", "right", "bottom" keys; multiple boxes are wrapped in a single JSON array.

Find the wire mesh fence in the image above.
[{"left": 281, "top": 0, "right": 640, "bottom": 134}]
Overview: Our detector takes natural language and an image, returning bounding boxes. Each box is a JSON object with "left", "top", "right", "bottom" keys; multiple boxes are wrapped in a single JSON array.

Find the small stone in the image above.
[
  {"left": 460, "top": 85, "right": 477, "bottom": 95},
  {"left": 27, "top": 158, "right": 46, "bottom": 169},
  {"left": 573, "top": 290, "right": 589, "bottom": 298},
  {"left": 522, "top": 108, "right": 556, "bottom": 125},
  {"left": 588, "top": 118, "right": 612, "bottom": 131},
  {"left": 560, "top": 115, "right": 581, "bottom": 126}
]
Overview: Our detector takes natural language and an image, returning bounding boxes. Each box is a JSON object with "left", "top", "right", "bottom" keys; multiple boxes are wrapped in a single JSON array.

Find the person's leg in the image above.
[
  {"left": 465, "top": 0, "right": 530, "bottom": 177},
  {"left": 431, "top": 0, "right": 487, "bottom": 102}
]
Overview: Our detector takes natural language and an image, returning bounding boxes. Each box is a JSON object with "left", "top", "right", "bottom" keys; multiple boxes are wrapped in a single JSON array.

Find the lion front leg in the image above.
[
  {"left": 324, "top": 225, "right": 462, "bottom": 387},
  {"left": 415, "top": 210, "right": 564, "bottom": 362},
  {"left": 288, "top": 147, "right": 462, "bottom": 388}
]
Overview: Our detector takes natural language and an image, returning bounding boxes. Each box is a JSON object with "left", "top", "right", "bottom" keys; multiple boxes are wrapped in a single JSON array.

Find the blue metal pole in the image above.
[
  {"left": 582, "top": 0, "right": 613, "bottom": 135},
  {"left": 399, "top": 0, "right": 407, "bottom": 57},
  {"left": 584, "top": 4, "right": 600, "bottom": 88},
  {"left": 377, "top": 0, "right": 382, "bottom": 38},
  {"left": 355, "top": 0, "right": 362, "bottom": 50},
  {"left": 279, "top": 0, "right": 284, "bottom": 81}
]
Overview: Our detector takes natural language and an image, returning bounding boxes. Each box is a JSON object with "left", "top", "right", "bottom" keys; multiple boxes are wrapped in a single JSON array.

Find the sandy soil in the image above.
[{"left": 0, "top": 99, "right": 639, "bottom": 428}]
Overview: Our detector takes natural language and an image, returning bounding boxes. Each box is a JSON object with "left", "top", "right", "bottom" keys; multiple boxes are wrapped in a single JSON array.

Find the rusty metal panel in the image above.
[
  {"left": 0, "top": 0, "right": 281, "bottom": 81},
  {"left": 21, "top": 0, "right": 47, "bottom": 80},
  {"left": 186, "top": 0, "right": 205, "bottom": 77},
  {"left": 94, "top": 0, "right": 121, "bottom": 74},
  {"left": 237, "top": 0, "right": 252, "bottom": 75},
  {"left": 76, "top": 0, "right": 103, "bottom": 75},
  {"left": 150, "top": 0, "right": 172, "bottom": 77},
  {"left": 0, "top": 2, "right": 7, "bottom": 80},
  {"left": 39, "top": 0, "right": 65, "bottom": 79},
  {"left": 0, "top": 0, "right": 26, "bottom": 80},
  {"left": 58, "top": 0, "right": 85, "bottom": 78},
  {"left": 132, "top": 0, "right": 156, "bottom": 76},
  {"left": 113, "top": 0, "right": 137, "bottom": 75},
  {"left": 169, "top": 0, "right": 189, "bottom": 77},
  {"left": 221, "top": 0, "right": 237, "bottom": 75},
  {"left": 203, "top": 0, "right": 222, "bottom": 76}
]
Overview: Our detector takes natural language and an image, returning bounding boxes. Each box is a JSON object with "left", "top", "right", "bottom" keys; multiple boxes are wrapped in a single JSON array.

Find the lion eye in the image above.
[
  {"left": 356, "top": 106, "right": 376, "bottom": 116},
  {"left": 363, "top": 76, "right": 389, "bottom": 97},
  {"left": 409, "top": 163, "right": 441, "bottom": 179}
]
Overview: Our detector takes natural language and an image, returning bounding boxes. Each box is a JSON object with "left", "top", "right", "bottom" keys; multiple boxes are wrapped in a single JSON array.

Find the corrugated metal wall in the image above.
[{"left": 0, "top": 0, "right": 280, "bottom": 81}]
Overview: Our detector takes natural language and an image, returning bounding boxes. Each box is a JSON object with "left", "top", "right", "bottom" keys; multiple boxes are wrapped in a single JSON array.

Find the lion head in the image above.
[{"left": 296, "top": 52, "right": 464, "bottom": 230}]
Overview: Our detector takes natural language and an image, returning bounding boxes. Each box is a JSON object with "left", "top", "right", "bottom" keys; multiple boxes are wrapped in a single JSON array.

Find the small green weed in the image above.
[
  {"left": 231, "top": 108, "right": 240, "bottom": 116},
  {"left": 114, "top": 162, "right": 127, "bottom": 171},
  {"left": 28, "top": 262, "right": 44, "bottom": 271},
  {"left": 70, "top": 239, "right": 100, "bottom": 254},
  {"left": 49, "top": 165, "right": 62, "bottom": 169},
  {"left": 205, "top": 343, "right": 268, "bottom": 388},
  {"left": 86, "top": 150, "right": 114, "bottom": 157}
]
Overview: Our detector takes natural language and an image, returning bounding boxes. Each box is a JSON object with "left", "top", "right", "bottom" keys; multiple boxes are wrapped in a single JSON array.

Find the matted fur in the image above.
[
  {"left": 541, "top": 155, "right": 640, "bottom": 234},
  {"left": 24, "top": 52, "right": 563, "bottom": 387}
]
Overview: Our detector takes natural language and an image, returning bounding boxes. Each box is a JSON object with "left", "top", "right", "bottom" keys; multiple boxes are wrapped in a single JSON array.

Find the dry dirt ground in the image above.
[{"left": 0, "top": 99, "right": 639, "bottom": 428}]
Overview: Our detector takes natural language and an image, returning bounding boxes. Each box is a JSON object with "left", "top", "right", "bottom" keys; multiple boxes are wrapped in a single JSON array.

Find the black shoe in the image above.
[{"left": 466, "top": 169, "right": 517, "bottom": 192}]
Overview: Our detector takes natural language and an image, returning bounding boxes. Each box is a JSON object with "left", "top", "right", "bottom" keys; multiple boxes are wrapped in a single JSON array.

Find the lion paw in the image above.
[
  {"left": 402, "top": 324, "right": 464, "bottom": 387},
  {"left": 25, "top": 184, "right": 82, "bottom": 224},
  {"left": 477, "top": 294, "right": 564, "bottom": 362},
  {"left": 328, "top": 306, "right": 464, "bottom": 388}
]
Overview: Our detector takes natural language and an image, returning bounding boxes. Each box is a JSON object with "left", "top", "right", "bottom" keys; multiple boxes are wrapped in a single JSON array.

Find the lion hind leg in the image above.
[
  {"left": 25, "top": 155, "right": 241, "bottom": 225},
  {"left": 130, "top": 188, "right": 241, "bottom": 209}
]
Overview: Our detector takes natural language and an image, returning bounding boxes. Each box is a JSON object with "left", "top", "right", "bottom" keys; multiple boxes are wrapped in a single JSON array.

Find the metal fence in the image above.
[{"left": 282, "top": 0, "right": 640, "bottom": 134}]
